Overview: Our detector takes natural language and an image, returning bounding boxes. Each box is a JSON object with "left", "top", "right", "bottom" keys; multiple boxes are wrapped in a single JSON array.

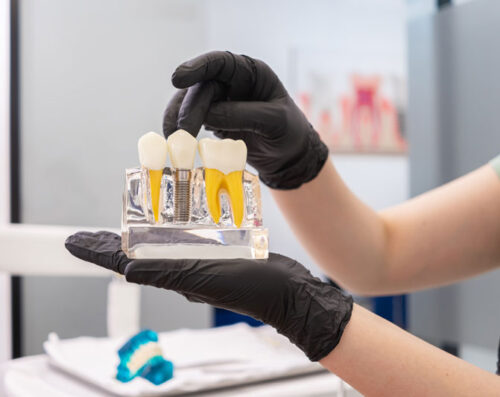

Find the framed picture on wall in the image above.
[{"left": 289, "top": 48, "right": 407, "bottom": 154}]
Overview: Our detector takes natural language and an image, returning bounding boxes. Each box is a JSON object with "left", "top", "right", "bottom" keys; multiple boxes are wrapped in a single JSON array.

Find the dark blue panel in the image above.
[
  {"left": 213, "top": 308, "right": 263, "bottom": 328},
  {"left": 373, "top": 295, "right": 407, "bottom": 329}
]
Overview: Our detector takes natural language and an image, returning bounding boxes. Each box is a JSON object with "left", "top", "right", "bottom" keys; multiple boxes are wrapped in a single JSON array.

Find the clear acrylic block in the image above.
[{"left": 122, "top": 167, "right": 269, "bottom": 259}]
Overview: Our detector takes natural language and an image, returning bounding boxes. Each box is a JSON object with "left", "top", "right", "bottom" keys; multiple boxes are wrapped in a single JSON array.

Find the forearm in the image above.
[
  {"left": 272, "top": 161, "right": 500, "bottom": 294},
  {"left": 320, "top": 304, "right": 500, "bottom": 396},
  {"left": 271, "top": 160, "right": 389, "bottom": 293},
  {"left": 380, "top": 164, "right": 500, "bottom": 292}
]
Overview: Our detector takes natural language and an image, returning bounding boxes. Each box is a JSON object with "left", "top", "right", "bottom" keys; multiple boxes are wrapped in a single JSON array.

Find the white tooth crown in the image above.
[
  {"left": 137, "top": 131, "right": 168, "bottom": 170},
  {"left": 198, "top": 138, "right": 247, "bottom": 174},
  {"left": 166, "top": 129, "right": 197, "bottom": 169}
]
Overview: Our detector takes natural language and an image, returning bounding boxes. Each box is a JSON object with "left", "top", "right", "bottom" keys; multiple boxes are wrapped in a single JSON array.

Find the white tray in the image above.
[{"left": 43, "top": 324, "right": 324, "bottom": 396}]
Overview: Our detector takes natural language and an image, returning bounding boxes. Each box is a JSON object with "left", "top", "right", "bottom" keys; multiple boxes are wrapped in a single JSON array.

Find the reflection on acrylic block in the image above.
[{"left": 121, "top": 167, "right": 269, "bottom": 260}]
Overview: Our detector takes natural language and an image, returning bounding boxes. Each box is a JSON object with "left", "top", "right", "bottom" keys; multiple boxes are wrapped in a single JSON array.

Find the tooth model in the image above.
[
  {"left": 138, "top": 132, "right": 168, "bottom": 223},
  {"left": 198, "top": 138, "right": 247, "bottom": 228},
  {"left": 166, "top": 129, "right": 197, "bottom": 223}
]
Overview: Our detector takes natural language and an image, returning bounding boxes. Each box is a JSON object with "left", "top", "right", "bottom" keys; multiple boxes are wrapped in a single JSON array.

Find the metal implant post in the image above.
[{"left": 173, "top": 169, "right": 191, "bottom": 223}]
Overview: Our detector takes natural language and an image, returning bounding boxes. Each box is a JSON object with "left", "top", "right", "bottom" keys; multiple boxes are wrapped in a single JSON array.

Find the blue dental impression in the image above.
[{"left": 116, "top": 329, "right": 174, "bottom": 385}]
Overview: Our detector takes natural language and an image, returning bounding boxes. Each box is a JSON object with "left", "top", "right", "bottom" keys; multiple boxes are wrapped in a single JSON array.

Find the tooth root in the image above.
[
  {"left": 148, "top": 169, "right": 163, "bottom": 222},
  {"left": 224, "top": 171, "right": 244, "bottom": 228},
  {"left": 204, "top": 168, "right": 224, "bottom": 224}
]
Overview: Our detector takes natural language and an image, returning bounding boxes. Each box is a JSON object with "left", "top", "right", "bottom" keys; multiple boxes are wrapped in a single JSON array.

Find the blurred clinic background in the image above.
[{"left": 1, "top": 0, "right": 499, "bottom": 374}]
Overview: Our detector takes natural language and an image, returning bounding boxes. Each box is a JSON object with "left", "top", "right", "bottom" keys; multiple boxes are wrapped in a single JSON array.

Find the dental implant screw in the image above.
[{"left": 174, "top": 169, "right": 191, "bottom": 223}]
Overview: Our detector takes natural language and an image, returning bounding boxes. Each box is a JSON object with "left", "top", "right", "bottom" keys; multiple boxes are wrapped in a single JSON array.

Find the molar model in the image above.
[{"left": 198, "top": 138, "right": 247, "bottom": 228}]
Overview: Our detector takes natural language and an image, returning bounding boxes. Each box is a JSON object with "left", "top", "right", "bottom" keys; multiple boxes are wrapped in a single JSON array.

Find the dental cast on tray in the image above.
[{"left": 138, "top": 130, "right": 248, "bottom": 228}]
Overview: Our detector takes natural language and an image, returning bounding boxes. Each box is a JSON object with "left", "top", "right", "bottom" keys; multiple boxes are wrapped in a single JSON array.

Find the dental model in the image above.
[
  {"left": 166, "top": 129, "right": 197, "bottom": 223},
  {"left": 123, "top": 133, "right": 268, "bottom": 260},
  {"left": 137, "top": 132, "right": 168, "bottom": 223},
  {"left": 116, "top": 329, "right": 174, "bottom": 385},
  {"left": 198, "top": 138, "right": 247, "bottom": 228}
]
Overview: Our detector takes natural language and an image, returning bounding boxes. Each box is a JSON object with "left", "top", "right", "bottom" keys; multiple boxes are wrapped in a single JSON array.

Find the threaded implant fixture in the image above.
[{"left": 174, "top": 169, "right": 191, "bottom": 223}]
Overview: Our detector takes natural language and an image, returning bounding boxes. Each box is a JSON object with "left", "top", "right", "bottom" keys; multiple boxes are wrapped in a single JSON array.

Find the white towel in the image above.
[{"left": 43, "top": 323, "right": 325, "bottom": 396}]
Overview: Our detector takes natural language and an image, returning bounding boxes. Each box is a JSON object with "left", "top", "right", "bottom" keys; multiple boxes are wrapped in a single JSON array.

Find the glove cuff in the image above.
[
  {"left": 277, "top": 283, "right": 353, "bottom": 362},
  {"left": 305, "top": 290, "right": 353, "bottom": 362},
  {"left": 259, "top": 127, "right": 329, "bottom": 190}
]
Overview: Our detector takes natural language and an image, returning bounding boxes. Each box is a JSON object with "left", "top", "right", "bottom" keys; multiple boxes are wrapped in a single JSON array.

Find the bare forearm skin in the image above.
[
  {"left": 380, "top": 164, "right": 500, "bottom": 292},
  {"left": 320, "top": 305, "right": 500, "bottom": 396},
  {"left": 272, "top": 160, "right": 388, "bottom": 294},
  {"left": 271, "top": 160, "right": 500, "bottom": 295}
]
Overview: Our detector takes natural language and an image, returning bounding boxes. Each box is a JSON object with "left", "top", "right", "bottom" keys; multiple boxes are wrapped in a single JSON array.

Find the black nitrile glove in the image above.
[
  {"left": 65, "top": 231, "right": 353, "bottom": 362},
  {"left": 163, "top": 51, "right": 329, "bottom": 190}
]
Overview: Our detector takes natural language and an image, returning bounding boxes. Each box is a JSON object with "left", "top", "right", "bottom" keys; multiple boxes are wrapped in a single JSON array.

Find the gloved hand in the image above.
[
  {"left": 65, "top": 231, "right": 353, "bottom": 362},
  {"left": 163, "top": 51, "right": 329, "bottom": 190}
]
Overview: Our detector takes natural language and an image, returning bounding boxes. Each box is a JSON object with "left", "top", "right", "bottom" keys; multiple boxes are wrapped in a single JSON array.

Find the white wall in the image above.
[
  {"left": 13, "top": 0, "right": 408, "bottom": 355},
  {"left": 206, "top": 0, "right": 406, "bottom": 82},
  {"left": 18, "top": 0, "right": 212, "bottom": 355},
  {"left": 406, "top": 0, "right": 435, "bottom": 19},
  {"left": 206, "top": 0, "right": 409, "bottom": 276},
  {"left": 0, "top": 0, "right": 12, "bottom": 362}
]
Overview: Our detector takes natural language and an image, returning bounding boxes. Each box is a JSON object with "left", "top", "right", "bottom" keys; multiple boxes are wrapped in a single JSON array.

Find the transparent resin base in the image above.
[{"left": 122, "top": 167, "right": 269, "bottom": 259}]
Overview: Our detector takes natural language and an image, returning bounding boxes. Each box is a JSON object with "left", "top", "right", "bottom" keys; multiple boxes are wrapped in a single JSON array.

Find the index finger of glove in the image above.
[
  {"left": 205, "top": 101, "right": 284, "bottom": 136},
  {"left": 177, "top": 81, "right": 224, "bottom": 136},
  {"left": 65, "top": 231, "right": 130, "bottom": 275},
  {"left": 171, "top": 51, "right": 237, "bottom": 89},
  {"left": 162, "top": 89, "right": 187, "bottom": 137}
]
